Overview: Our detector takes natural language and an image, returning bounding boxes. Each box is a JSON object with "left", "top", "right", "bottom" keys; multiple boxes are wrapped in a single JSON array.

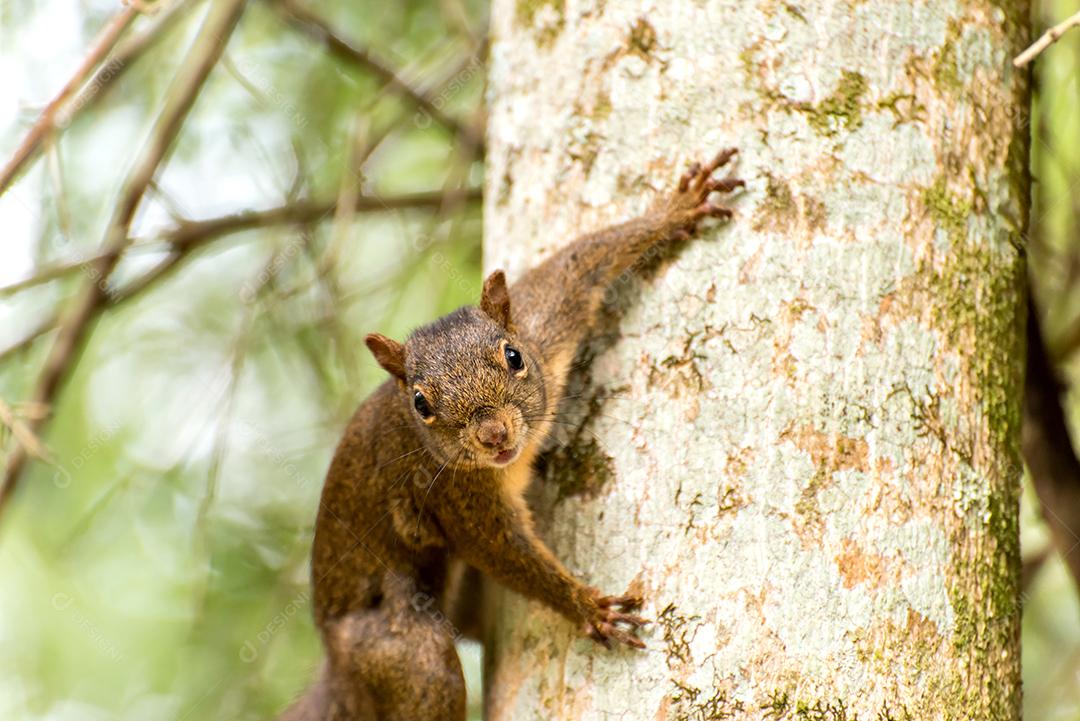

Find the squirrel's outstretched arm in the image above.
[
  {"left": 433, "top": 471, "right": 645, "bottom": 647},
  {"left": 280, "top": 147, "right": 744, "bottom": 718},
  {"left": 509, "top": 149, "right": 742, "bottom": 357}
]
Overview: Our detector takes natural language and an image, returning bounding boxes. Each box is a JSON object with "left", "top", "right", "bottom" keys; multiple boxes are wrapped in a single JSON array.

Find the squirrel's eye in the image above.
[
  {"left": 413, "top": 391, "right": 433, "bottom": 419},
  {"left": 504, "top": 345, "right": 525, "bottom": 372}
]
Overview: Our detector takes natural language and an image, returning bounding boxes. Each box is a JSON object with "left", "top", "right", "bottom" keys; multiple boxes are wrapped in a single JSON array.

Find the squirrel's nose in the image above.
[{"left": 475, "top": 418, "right": 509, "bottom": 448}]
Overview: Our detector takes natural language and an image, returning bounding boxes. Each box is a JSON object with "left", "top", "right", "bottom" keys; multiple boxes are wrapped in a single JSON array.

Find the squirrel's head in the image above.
[{"left": 364, "top": 271, "right": 546, "bottom": 470}]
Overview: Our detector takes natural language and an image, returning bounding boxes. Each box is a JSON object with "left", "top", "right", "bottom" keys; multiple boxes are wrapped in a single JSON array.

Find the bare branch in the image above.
[
  {"left": 1022, "top": 301, "right": 1080, "bottom": 592},
  {"left": 0, "top": 6, "right": 138, "bottom": 198},
  {"left": 0, "top": 254, "right": 114, "bottom": 298},
  {"left": 0, "top": 246, "right": 217, "bottom": 366},
  {"left": 0, "top": 397, "right": 50, "bottom": 463},
  {"left": 70, "top": 0, "right": 196, "bottom": 110},
  {"left": 0, "top": 314, "right": 60, "bottom": 365},
  {"left": 0, "top": 188, "right": 480, "bottom": 299},
  {"left": 1014, "top": 9, "right": 1080, "bottom": 67},
  {"left": 0, "top": 0, "right": 247, "bottom": 519},
  {"left": 0, "top": 0, "right": 195, "bottom": 200},
  {"left": 273, "top": 0, "right": 484, "bottom": 151},
  {"left": 0, "top": 186, "right": 480, "bottom": 369},
  {"left": 156, "top": 189, "right": 480, "bottom": 248}
]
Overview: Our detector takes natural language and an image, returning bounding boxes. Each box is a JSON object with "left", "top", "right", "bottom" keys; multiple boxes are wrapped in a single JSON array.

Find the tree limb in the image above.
[
  {"left": 0, "top": 185, "right": 481, "bottom": 368},
  {"left": 156, "top": 188, "right": 480, "bottom": 248},
  {"left": 272, "top": 0, "right": 484, "bottom": 151},
  {"left": 1014, "top": 8, "right": 1080, "bottom": 67},
  {"left": 0, "top": 5, "right": 139, "bottom": 198},
  {"left": 69, "top": 0, "right": 197, "bottom": 110},
  {"left": 0, "top": 186, "right": 479, "bottom": 298},
  {"left": 0, "top": 0, "right": 247, "bottom": 521},
  {"left": 1022, "top": 300, "right": 1080, "bottom": 590},
  {"left": 0, "top": 0, "right": 195, "bottom": 200}
]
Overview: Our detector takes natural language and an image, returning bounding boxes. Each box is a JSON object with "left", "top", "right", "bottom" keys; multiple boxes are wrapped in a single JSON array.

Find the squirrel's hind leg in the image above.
[{"left": 323, "top": 604, "right": 466, "bottom": 721}]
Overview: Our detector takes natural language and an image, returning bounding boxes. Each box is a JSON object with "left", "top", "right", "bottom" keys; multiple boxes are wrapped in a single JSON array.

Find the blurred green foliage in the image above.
[
  {"left": 0, "top": 0, "right": 486, "bottom": 718},
  {"left": 0, "top": 0, "right": 1077, "bottom": 720},
  {"left": 1024, "top": 1, "right": 1080, "bottom": 719}
]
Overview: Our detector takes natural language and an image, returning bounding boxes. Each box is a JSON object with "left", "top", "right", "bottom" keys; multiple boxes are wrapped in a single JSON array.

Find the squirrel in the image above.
[{"left": 279, "top": 148, "right": 743, "bottom": 721}]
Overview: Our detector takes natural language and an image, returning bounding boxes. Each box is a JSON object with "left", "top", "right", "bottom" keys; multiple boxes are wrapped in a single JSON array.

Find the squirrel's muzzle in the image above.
[{"left": 475, "top": 416, "right": 510, "bottom": 448}]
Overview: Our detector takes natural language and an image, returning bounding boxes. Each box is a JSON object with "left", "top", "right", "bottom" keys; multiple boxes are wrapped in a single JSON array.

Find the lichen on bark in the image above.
[{"left": 483, "top": 0, "right": 1030, "bottom": 718}]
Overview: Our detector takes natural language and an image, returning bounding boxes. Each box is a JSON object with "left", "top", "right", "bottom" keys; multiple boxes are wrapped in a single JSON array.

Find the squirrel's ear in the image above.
[
  {"left": 480, "top": 270, "right": 514, "bottom": 332},
  {"left": 365, "top": 333, "right": 407, "bottom": 381}
]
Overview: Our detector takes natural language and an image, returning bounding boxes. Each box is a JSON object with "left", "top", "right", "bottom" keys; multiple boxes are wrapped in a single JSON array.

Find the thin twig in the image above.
[
  {"left": 438, "top": 0, "right": 484, "bottom": 49},
  {"left": 0, "top": 188, "right": 479, "bottom": 299},
  {"left": 45, "top": 142, "right": 74, "bottom": 241},
  {"left": 0, "top": 0, "right": 194, "bottom": 200},
  {"left": 273, "top": 0, "right": 483, "bottom": 150},
  {"left": 315, "top": 116, "right": 373, "bottom": 384},
  {"left": 324, "top": 115, "right": 369, "bottom": 276},
  {"left": 0, "top": 5, "right": 139, "bottom": 198},
  {"left": 0, "top": 254, "right": 118, "bottom": 298},
  {"left": 0, "top": 314, "right": 60, "bottom": 365},
  {"left": 0, "top": 398, "right": 50, "bottom": 462},
  {"left": 69, "top": 0, "right": 196, "bottom": 111},
  {"left": 191, "top": 304, "right": 251, "bottom": 621},
  {"left": 159, "top": 189, "right": 481, "bottom": 247},
  {"left": 0, "top": 0, "right": 247, "bottom": 521},
  {"left": 2, "top": 237, "right": 236, "bottom": 366},
  {"left": 0, "top": 186, "right": 481, "bottom": 363},
  {"left": 1014, "top": 9, "right": 1080, "bottom": 67}
]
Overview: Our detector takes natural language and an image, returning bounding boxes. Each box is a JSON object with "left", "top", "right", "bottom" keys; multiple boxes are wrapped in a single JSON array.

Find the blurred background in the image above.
[{"left": 0, "top": 0, "right": 1076, "bottom": 719}]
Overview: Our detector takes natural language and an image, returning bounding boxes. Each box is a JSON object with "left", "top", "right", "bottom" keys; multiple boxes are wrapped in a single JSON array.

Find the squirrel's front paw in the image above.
[
  {"left": 580, "top": 591, "right": 648, "bottom": 649},
  {"left": 660, "top": 147, "right": 744, "bottom": 237}
]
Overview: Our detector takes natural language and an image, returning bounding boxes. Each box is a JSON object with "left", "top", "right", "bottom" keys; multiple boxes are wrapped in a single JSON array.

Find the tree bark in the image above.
[{"left": 482, "top": 1, "right": 1030, "bottom": 719}]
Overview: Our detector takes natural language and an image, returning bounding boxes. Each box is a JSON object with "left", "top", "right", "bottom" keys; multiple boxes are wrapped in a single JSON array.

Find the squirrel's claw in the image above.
[
  {"left": 600, "top": 605, "right": 649, "bottom": 630},
  {"left": 679, "top": 147, "right": 739, "bottom": 193},
  {"left": 665, "top": 147, "right": 742, "bottom": 232},
  {"left": 583, "top": 620, "right": 647, "bottom": 650},
  {"left": 678, "top": 162, "right": 704, "bottom": 192},
  {"left": 595, "top": 592, "right": 643, "bottom": 611},
  {"left": 582, "top": 590, "right": 649, "bottom": 649},
  {"left": 705, "top": 176, "right": 745, "bottom": 195},
  {"left": 583, "top": 622, "right": 612, "bottom": 649},
  {"left": 611, "top": 627, "right": 647, "bottom": 649},
  {"left": 692, "top": 202, "right": 734, "bottom": 220},
  {"left": 609, "top": 610, "right": 649, "bottom": 627},
  {"left": 704, "top": 147, "right": 738, "bottom": 176}
]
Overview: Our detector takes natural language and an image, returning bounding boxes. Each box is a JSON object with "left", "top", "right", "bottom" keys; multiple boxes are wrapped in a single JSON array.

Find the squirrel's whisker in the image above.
[
  {"left": 378, "top": 446, "right": 427, "bottom": 469},
  {"left": 414, "top": 449, "right": 460, "bottom": 537}
]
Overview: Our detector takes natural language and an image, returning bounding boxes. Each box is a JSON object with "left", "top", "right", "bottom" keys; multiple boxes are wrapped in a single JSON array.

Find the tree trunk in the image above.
[{"left": 482, "top": 1, "right": 1029, "bottom": 719}]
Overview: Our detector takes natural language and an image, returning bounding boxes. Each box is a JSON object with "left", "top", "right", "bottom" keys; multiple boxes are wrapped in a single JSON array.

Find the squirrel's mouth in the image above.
[{"left": 491, "top": 446, "right": 519, "bottom": 466}]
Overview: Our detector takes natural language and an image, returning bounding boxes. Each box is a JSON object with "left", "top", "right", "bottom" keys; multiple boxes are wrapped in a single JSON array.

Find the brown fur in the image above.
[{"left": 279, "top": 150, "right": 743, "bottom": 720}]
